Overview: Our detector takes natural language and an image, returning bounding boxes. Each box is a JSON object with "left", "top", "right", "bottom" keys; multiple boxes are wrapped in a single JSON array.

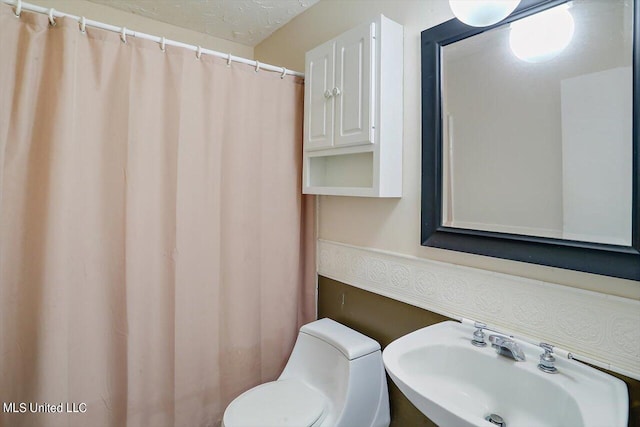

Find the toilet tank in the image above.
[
  {"left": 278, "top": 318, "right": 389, "bottom": 427},
  {"left": 299, "top": 318, "right": 381, "bottom": 359}
]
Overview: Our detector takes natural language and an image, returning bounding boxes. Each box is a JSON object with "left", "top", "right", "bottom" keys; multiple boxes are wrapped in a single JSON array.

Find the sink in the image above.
[{"left": 382, "top": 321, "right": 628, "bottom": 427}]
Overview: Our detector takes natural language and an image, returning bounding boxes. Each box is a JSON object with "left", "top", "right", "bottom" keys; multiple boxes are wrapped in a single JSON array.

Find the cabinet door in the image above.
[
  {"left": 334, "top": 22, "right": 374, "bottom": 147},
  {"left": 304, "top": 42, "right": 335, "bottom": 150}
]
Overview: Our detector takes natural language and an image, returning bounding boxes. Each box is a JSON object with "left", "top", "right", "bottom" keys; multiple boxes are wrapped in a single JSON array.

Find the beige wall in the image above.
[
  {"left": 256, "top": 0, "right": 640, "bottom": 299},
  {"left": 27, "top": 0, "right": 254, "bottom": 59}
]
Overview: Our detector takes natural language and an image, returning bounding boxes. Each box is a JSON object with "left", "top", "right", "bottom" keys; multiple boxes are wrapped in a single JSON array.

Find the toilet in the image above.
[{"left": 222, "top": 318, "right": 390, "bottom": 427}]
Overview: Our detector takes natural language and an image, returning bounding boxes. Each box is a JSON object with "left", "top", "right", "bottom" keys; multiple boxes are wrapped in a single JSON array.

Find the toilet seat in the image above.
[{"left": 223, "top": 379, "right": 327, "bottom": 427}]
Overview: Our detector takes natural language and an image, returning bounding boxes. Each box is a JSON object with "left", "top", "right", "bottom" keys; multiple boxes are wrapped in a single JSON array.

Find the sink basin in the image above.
[{"left": 383, "top": 321, "right": 628, "bottom": 427}]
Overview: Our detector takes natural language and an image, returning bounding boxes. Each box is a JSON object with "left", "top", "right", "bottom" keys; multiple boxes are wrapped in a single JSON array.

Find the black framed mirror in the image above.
[{"left": 421, "top": 0, "right": 640, "bottom": 281}]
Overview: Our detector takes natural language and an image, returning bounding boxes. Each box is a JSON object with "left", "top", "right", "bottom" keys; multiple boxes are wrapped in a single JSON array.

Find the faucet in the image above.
[{"left": 488, "top": 335, "right": 526, "bottom": 361}]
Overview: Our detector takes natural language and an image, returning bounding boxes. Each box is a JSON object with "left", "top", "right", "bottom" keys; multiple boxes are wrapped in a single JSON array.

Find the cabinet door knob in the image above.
[
  {"left": 332, "top": 87, "right": 341, "bottom": 96},
  {"left": 324, "top": 90, "right": 333, "bottom": 99}
]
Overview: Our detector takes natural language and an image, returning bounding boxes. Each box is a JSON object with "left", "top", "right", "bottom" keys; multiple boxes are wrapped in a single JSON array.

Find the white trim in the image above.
[
  {"left": 1, "top": 0, "right": 304, "bottom": 78},
  {"left": 318, "top": 239, "right": 640, "bottom": 379}
]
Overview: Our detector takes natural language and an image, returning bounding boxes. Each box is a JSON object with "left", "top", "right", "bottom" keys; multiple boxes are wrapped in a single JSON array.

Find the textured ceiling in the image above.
[{"left": 87, "top": 0, "right": 321, "bottom": 46}]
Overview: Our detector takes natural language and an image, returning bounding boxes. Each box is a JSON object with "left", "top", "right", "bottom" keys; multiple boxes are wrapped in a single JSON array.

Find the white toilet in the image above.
[{"left": 222, "top": 318, "right": 390, "bottom": 427}]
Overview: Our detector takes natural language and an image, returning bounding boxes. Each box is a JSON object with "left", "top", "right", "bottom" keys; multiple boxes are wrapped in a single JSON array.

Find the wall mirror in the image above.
[{"left": 421, "top": 0, "right": 639, "bottom": 280}]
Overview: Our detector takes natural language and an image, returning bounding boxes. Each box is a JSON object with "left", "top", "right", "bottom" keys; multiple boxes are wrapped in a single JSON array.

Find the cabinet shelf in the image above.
[{"left": 307, "top": 152, "right": 374, "bottom": 190}]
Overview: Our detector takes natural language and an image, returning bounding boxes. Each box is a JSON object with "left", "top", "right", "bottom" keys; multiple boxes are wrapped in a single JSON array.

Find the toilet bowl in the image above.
[{"left": 222, "top": 318, "right": 390, "bottom": 427}]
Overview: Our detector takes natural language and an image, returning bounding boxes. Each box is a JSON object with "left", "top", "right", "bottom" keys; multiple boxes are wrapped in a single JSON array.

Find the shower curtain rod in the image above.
[{"left": 2, "top": 0, "right": 304, "bottom": 78}]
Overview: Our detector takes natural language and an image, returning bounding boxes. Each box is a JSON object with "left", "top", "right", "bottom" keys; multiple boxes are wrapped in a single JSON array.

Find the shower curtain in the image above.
[{"left": 0, "top": 5, "right": 315, "bottom": 427}]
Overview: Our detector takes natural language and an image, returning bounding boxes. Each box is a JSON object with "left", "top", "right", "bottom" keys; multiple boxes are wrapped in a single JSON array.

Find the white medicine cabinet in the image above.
[{"left": 302, "top": 15, "right": 403, "bottom": 197}]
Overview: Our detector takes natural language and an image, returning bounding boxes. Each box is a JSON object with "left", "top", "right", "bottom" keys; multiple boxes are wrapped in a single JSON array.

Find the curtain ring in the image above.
[
  {"left": 255, "top": 61, "right": 261, "bottom": 73},
  {"left": 160, "top": 36, "right": 166, "bottom": 52},
  {"left": 14, "top": 0, "right": 22, "bottom": 18},
  {"left": 79, "top": 16, "right": 86, "bottom": 33},
  {"left": 227, "top": 53, "right": 232, "bottom": 67},
  {"left": 196, "top": 45, "right": 202, "bottom": 59},
  {"left": 120, "top": 27, "right": 127, "bottom": 44},
  {"left": 280, "top": 67, "right": 288, "bottom": 79},
  {"left": 48, "top": 8, "right": 56, "bottom": 26}
]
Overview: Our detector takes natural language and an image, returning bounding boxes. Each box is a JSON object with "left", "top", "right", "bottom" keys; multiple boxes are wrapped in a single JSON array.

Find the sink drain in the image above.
[{"left": 485, "top": 413, "right": 506, "bottom": 426}]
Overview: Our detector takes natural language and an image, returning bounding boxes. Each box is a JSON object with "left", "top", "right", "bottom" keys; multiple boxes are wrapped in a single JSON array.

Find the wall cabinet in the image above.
[{"left": 303, "top": 15, "right": 403, "bottom": 197}]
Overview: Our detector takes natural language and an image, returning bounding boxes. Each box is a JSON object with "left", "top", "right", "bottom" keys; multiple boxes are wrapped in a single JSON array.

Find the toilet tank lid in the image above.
[{"left": 300, "top": 318, "right": 380, "bottom": 360}]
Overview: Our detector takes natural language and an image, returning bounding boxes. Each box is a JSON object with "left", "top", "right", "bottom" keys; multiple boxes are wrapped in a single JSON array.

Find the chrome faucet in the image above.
[{"left": 488, "top": 335, "right": 526, "bottom": 361}]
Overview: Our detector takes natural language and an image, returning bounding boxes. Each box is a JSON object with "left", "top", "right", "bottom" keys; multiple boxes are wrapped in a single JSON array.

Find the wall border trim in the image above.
[{"left": 317, "top": 239, "right": 640, "bottom": 378}]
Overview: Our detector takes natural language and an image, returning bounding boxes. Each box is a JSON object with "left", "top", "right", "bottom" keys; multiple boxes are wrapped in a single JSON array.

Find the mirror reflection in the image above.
[{"left": 441, "top": 0, "right": 633, "bottom": 246}]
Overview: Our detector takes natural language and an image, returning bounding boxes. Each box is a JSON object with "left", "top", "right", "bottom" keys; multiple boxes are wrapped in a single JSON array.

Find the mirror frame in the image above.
[{"left": 421, "top": 0, "right": 640, "bottom": 281}]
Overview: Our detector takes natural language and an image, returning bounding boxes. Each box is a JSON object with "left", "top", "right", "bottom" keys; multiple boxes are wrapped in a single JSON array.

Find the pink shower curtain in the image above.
[{"left": 0, "top": 5, "right": 315, "bottom": 427}]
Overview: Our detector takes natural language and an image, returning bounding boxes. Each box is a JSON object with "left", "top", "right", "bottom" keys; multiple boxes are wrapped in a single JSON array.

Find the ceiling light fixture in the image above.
[{"left": 448, "top": 0, "right": 521, "bottom": 27}]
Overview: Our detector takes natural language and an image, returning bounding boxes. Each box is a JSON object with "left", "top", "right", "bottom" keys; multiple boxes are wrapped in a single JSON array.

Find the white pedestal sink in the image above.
[{"left": 383, "top": 321, "right": 628, "bottom": 427}]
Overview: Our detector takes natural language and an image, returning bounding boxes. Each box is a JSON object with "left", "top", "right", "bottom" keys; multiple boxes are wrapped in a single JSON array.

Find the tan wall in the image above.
[
  {"left": 27, "top": 0, "right": 254, "bottom": 59},
  {"left": 256, "top": 0, "right": 640, "bottom": 299}
]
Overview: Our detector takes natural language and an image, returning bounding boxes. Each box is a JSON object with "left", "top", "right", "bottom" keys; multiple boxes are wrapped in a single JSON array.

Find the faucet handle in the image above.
[
  {"left": 471, "top": 322, "right": 487, "bottom": 347},
  {"left": 538, "top": 342, "right": 558, "bottom": 374}
]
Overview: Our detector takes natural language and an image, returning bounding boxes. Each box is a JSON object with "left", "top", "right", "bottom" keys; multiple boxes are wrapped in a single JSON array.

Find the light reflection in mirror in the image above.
[{"left": 510, "top": 4, "right": 576, "bottom": 62}]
